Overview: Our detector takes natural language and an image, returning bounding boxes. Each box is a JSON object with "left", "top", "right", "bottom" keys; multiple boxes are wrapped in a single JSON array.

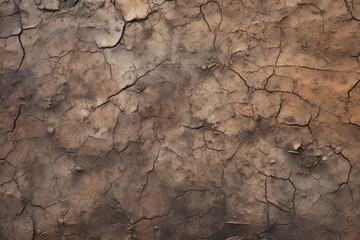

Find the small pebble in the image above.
[
  {"left": 322, "top": 156, "right": 327, "bottom": 161},
  {"left": 47, "top": 127, "right": 54, "bottom": 134},
  {"left": 270, "top": 159, "right": 276, "bottom": 165},
  {"left": 201, "top": 65, "right": 207, "bottom": 70},
  {"left": 75, "top": 166, "right": 82, "bottom": 172},
  {"left": 314, "top": 149, "right": 322, "bottom": 156},
  {"left": 335, "top": 146, "right": 342, "bottom": 154},
  {"left": 292, "top": 139, "right": 301, "bottom": 151},
  {"left": 208, "top": 63, "right": 217, "bottom": 69}
]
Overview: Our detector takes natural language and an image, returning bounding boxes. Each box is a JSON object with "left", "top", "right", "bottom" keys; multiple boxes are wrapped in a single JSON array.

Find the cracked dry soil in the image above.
[{"left": 1, "top": 0, "right": 360, "bottom": 239}]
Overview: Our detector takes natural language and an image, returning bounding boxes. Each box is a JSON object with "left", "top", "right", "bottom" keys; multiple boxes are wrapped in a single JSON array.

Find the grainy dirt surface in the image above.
[{"left": 1, "top": 0, "right": 360, "bottom": 239}]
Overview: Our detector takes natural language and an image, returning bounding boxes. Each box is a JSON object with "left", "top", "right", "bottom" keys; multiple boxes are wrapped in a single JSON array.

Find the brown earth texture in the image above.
[{"left": 1, "top": 0, "right": 360, "bottom": 239}]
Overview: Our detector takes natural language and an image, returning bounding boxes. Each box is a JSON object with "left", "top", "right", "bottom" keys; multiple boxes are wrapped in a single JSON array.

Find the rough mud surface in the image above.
[{"left": 1, "top": 0, "right": 360, "bottom": 239}]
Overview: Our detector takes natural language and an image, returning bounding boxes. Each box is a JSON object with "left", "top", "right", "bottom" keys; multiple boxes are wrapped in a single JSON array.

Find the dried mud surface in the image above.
[{"left": 1, "top": 0, "right": 360, "bottom": 239}]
